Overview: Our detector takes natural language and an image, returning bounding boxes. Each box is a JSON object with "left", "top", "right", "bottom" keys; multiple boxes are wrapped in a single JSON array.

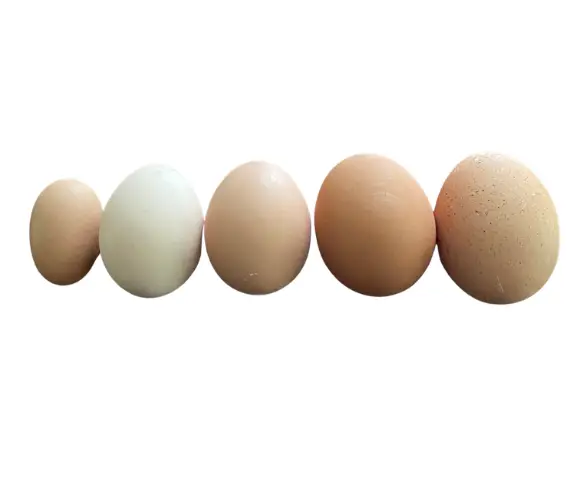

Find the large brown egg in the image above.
[
  {"left": 30, "top": 179, "right": 102, "bottom": 285},
  {"left": 315, "top": 154, "right": 436, "bottom": 296},
  {"left": 435, "top": 153, "right": 559, "bottom": 304},
  {"left": 204, "top": 161, "right": 311, "bottom": 295}
]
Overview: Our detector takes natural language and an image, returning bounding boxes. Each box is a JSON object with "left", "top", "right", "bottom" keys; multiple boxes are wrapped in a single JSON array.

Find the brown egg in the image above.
[
  {"left": 435, "top": 153, "right": 559, "bottom": 304},
  {"left": 315, "top": 154, "right": 436, "bottom": 296},
  {"left": 30, "top": 179, "right": 102, "bottom": 285},
  {"left": 204, "top": 161, "right": 311, "bottom": 294}
]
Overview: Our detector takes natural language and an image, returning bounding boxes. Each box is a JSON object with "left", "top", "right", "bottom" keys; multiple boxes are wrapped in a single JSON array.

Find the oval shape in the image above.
[
  {"left": 30, "top": 179, "right": 102, "bottom": 285},
  {"left": 434, "top": 153, "right": 559, "bottom": 304},
  {"left": 315, "top": 154, "right": 436, "bottom": 296},
  {"left": 204, "top": 161, "right": 311, "bottom": 294},
  {"left": 99, "top": 164, "right": 204, "bottom": 298}
]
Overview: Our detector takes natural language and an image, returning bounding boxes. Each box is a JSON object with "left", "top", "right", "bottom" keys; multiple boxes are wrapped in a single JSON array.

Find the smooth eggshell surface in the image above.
[
  {"left": 435, "top": 153, "right": 559, "bottom": 304},
  {"left": 30, "top": 179, "right": 102, "bottom": 285},
  {"left": 99, "top": 164, "right": 204, "bottom": 298},
  {"left": 315, "top": 154, "right": 436, "bottom": 296},
  {"left": 204, "top": 161, "right": 311, "bottom": 294}
]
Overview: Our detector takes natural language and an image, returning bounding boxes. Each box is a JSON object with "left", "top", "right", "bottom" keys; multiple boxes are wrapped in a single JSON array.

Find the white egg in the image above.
[{"left": 99, "top": 164, "right": 204, "bottom": 298}]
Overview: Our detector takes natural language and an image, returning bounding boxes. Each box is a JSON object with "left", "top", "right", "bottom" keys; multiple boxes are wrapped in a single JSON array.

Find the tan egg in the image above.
[
  {"left": 435, "top": 153, "right": 559, "bottom": 304},
  {"left": 204, "top": 161, "right": 311, "bottom": 294},
  {"left": 30, "top": 179, "right": 102, "bottom": 285},
  {"left": 315, "top": 154, "right": 436, "bottom": 296}
]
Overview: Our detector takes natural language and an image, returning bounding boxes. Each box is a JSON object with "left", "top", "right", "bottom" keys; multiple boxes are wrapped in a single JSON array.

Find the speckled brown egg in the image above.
[
  {"left": 315, "top": 154, "right": 436, "bottom": 296},
  {"left": 204, "top": 161, "right": 311, "bottom": 295},
  {"left": 435, "top": 153, "right": 559, "bottom": 304},
  {"left": 30, "top": 179, "right": 102, "bottom": 285}
]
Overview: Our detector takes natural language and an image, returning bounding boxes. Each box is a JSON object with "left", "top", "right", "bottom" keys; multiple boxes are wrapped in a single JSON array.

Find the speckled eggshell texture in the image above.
[
  {"left": 315, "top": 154, "right": 436, "bottom": 297},
  {"left": 435, "top": 153, "right": 559, "bottom": 304}
]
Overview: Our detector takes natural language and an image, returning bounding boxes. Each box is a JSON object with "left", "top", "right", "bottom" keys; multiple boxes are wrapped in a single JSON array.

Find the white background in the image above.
[{"left": 1, "top": 1, "right": 578, "bottom": 488}]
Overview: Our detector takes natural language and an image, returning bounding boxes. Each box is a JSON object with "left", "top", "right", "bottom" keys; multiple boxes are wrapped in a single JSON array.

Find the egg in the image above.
[
  {"left": 99, "top": 164, "right": 204, "bottom": 298},
  {"left": 30, "top": 179, "right": 102, "bottom": 285},
  {"left": 204, "top": 161, "right": 311, "bottom": 294},
  {"left": 434, "top": 153, "right": 559, "bottom": 304},
  {"left": 315, "top": 154, "right": 436, "bottom": 296}
]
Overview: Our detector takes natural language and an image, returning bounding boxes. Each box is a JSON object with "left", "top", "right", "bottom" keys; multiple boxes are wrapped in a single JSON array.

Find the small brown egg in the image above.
[
  {"left": 204, "top": 161, "right": 311, "bottom": 294},
  {"left": 315, "top": 154, "right": 436, "bottom": 296},
  {"left": 30, "top": 179, "right": 102, "bottom": 285},
  {"left": 435, "top": 153, "right": 559, "bottom": 304}
]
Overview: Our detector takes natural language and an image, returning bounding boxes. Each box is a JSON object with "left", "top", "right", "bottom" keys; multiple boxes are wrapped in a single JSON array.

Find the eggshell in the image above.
[
  {"left": 434, "top": 153, "right": 559, "bottom": 304},
  {"left": 315, "top": 154, "right": 436, "bottom": 296},
  {"left": 99, "top": 164, "right": 204, "bottom": 298},
  {"left": 30, "top": 179, "right": 102, "bottom": 285},
  {"left": 204, "top": 161, "right": 311, "bottom": 294}
]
